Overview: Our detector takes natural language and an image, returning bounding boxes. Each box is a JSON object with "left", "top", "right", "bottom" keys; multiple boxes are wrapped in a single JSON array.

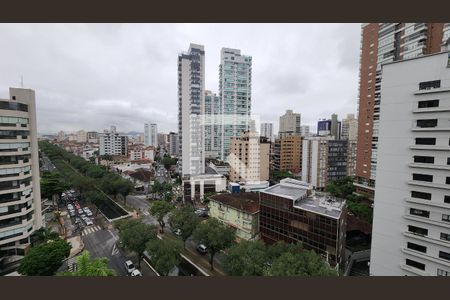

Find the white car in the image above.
[
  {"left": 130, "top": 269, "right": 142, "bottom": 276},
  {"left": 124, "top": 260, "right": 136, "bottom": 275},
  {"left": 67, "top": 204, "right": 74, "bottom": 210}
]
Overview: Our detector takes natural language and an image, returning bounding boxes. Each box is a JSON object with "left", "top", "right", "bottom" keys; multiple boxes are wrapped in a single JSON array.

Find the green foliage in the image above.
[
  {"left": 151, "top": 181, "right": 173, "bottom": 199},
  {"left": 193, "top": 218, "right": 235, "bottom": 270},
  {"left": 325, "top": 176, "right": 355, "bottom": 198},
  {"left": 58, "top": 251, "right": 115, "bottom": 276},
  {"left": 271, "top": 170, "right": 294, "bottom": 181},
  {"left": 161, "top": 156, "right": 178, "bottom": 170},
  {"left": 149, "top": 201, "right": 174, "bottom": 233},
  {"left": 145, "top": 239, "right": 182, "bottom": 276},
  {"left": 222, "top": 240, "right": 268, "bottom": 276},
  {"left": 169, "top": 206, "right": 200, "bottom": 248},
  {"left": 18, "top": 239, "right": 71, "bottom": 276},
  {"left": 267, "top": 248, "right": 338, "bottom": 276},
  {"left": 117, "top": 219, "right": 157, "bottom": 267},
  {"left": 32, "top": 227, "right": 60, "bottom": 245},
  {"left": 40, "top": 171, "right": 71, "bottom": 201}
]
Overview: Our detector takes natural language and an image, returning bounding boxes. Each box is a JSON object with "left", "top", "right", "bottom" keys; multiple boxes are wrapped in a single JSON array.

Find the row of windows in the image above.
[
  {"left": 412, "top": 173, "right": 450, "bottom": 184},
  {"left": 0, "top": 101, "right": 28, "bottom": 112}
]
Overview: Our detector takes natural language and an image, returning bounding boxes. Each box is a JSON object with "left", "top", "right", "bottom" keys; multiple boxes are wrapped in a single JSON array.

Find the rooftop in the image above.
[
  {"left": 262, "top": 178, "right": 312, "bottom": 201},
  {"left": 209, "top": 192, "right": 259, "bottom": 214}
]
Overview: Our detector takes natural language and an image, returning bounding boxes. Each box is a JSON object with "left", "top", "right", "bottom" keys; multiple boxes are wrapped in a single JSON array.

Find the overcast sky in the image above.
[{"left": 0, "top": 23, "right": 361, "bottom": 135}]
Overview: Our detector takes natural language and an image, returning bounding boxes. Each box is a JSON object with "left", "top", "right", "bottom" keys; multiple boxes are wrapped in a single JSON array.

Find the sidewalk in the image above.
[
  {"left": 67, "top": 235, "right": 84, "bottom": 258},
  {"left": 159, "top": 233, "right": 226, "bottom": 276}
]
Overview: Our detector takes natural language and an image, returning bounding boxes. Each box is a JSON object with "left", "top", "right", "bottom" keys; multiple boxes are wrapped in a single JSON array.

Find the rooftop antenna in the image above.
[{"left": 20, "top": 75, "right": 24, "bottom": 88}]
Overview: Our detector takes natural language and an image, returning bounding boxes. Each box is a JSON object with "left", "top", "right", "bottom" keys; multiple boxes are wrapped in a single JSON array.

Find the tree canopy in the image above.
[
  {"left": 18, "top": 238, "right": 71, "bottom": 276},
  {"left": 145, "top": 238, "right": 182, "bottom": 276},
  {"left": 169, "top": 206, "right": 200, "bottom": 248},
  {"left": 58, "top": 250, "right": 115, "bottom": 276},
  {"left": 222, "top": 240, "right": 267, "bottom": 276},
  {"left": 193, "top": 218, "right": 235, "bottom": 270},
  {"left": 149, "top": 200, "right": 174, "bottom": 233}
]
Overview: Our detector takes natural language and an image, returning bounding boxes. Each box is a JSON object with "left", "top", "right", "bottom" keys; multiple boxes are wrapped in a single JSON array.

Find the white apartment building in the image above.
[
  {"left": 76, "top": 130, "right": 87, "bottom": 143},
  {"left": 260, "top": 123, "right": 274, "bottom": 142},
  {"left": 0, "top": 88, "right": 42, "bottom": 257},
  {"left": 301, "top": 136, "right": 334, "bottom": 190},
  {"left": 144, "top": 123, "right": 157, "bottom": 147},
  {"left": 279, "top": 109, "right": 301, "bottom": 138},
  {"left": 300, "top": 125, "right": 310, "bottom": 137},
  {"left": 178, "top": 44, "right": 206, "bottom": 176},
  {"left": 342, "top": 113, "right": 358, "bottom": 141},
  {"left": 129, "top": 146, "right": 155, "bottom": 161},
  {"left": 204, "top": 90, "right": 222, "bottom": 159},
  {"left": 370, "top": 51, "right": 450, "bottom": 276},
  {"left": 219, "top": 47, "right": 252, "bottom": 160},
  {"left": 99, "top": 127, "right": 128, "bottom": 156}
]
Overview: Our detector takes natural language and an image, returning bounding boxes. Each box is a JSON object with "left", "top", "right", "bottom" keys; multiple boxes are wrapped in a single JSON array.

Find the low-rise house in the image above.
[{"left": 208, "top": 192, "right": 260, "bottom": 241}]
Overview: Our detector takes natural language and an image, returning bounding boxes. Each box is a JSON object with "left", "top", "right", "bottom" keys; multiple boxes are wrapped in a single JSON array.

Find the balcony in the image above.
[
  {"left": 414, "top": 87, "right": 450, "bottom": 95},
  {"left": 404, "top": 214, "right": 450, "bottom": 229},
  {"left": 400, "top": 264, "right": 429, "bottom": 276},
  {"left": 404, "top": 231, "right": 450, "bottom": 248},
  {"left": 405, "top": 197, "right": 450, "bottom": 210},
  {"left": 409, "top": 145, "right": 450, "bottom": 151},
  {"left": 409, "top": 163, "right": 450, "bottom": 171},
  {"left": 408, "top": 180, "right": 450, "bottom": 190},
  {"left": 413, "top": 106, "right": 450, "bottom": 114},
  {"left": 402, "top": 248, "right": 450, "bottom": 268}
]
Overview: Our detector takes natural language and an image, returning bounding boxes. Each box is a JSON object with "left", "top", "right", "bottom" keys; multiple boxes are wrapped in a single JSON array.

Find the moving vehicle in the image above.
[
  {"left": 196, "top": 244, "right": 207, "bottom": 254},
  {"left": 124, "top": 260, "right": 136, "bottom": 275}
]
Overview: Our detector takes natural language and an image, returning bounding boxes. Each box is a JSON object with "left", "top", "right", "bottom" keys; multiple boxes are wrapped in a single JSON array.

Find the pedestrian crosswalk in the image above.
[
  {"left": 82, "top": 225, "right": 101, "bottom": 236},
  {"left": 67, "top": 257, "right": 77, "bottom": 272},
  {"left": 143, "top": 211, "right": 149, "bottom": 216}
]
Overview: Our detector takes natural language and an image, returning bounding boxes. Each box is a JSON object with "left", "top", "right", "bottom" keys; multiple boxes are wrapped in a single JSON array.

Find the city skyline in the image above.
[{"left": 0, "top": 24, "right": 360, "bottom": 134}]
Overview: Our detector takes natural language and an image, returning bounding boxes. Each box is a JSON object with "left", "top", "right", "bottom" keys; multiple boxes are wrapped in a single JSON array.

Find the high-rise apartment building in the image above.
[
  {"left": 219, "top": 48, "right": 252, "bottom": 160},
  {"left": 157, "top": 133, "right": 168, "bottom": 149},
  {"left": 279, "top": 109, "right": 301, "bottom": 138},
  {"left": 229, "top": 131, "right": 270, "bottom": 183},
  {"left": 144, "top": 123, "right": 157, "bottom": 147},
  {"left": 168, "top": 132, "right": 179, "bottom": 157},
  {"left": 259, "top": 178, "right": 347, "bottom": 267},
  {"left": 342, "top": 113, "right": 358, "bottom": 141},
  {"left": 76, "top": 130, "right": 87, "bottom": 144},
  {"left": 355, "top": 23, "right": 447, "bottom": 198},
  {"left": 300, "top": 125, "right": 310, "bottom": 138},
  {"left": 178, "top": 44, "right": 206, "bottom": 176},
  {"left": 317, "top": 116, "right": 341, "bottom": 139},
  {"left": 204, "top": 90, "right": 222, "bottom": 159},
  {"left": 271, "top": 136, "right": 303, "bottom": 174},
  {"left": 302, "top": 136, "right": 347, "bottom": 189},
  {"left": 86, "top": 131, "right": 98, "bottom": 144},
  {"left": 260, "top": 123, "right": 274, "bottom": 142},
  {"left": 0, "top": 88, "right": 42, "bottom": 257},
  {"left": 370, "top": 51, "right": 450, "bottom": 276},
  {"left": 99, "top": 126, "right": 128, "bottom": 156}
]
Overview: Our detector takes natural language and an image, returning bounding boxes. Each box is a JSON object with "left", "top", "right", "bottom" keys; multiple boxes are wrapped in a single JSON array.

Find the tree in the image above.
[
  {"left": 149, "top": 201, "right": 174, "bottom": 233},
  {"left": 40, "top": 171, "right": 71, "bottom": 205},
  {"left": 267, "top": 248, "right": 338, "bottom": 276},
  {"left": 84, "top": 190, "right": 105, "bottom": 216},
  {"left": 145, "top": 239, "right": 182, "bottom": 276},
  {"left": 117, "top": 219, "right": 157, "bottom": 268},
  {"left": 266, "top": 241, "right": 300, "bottom": 265},
  {"left": 58, "top": 251, "right": 115, "bottom": 276},
  {"left": 169, "top": 206, "right": 200, "bottom": 248},
  {"left": 222, "top": 240, "right": 267, "bottom": 276},
  {"left": 116, "top": 179, "right": 134, "bottom": 205},
  {"left": 18, "top": 239, "right": 71, "bottom": 276},
  {"left": 192, "top": 218, "right": 235, "bottom": 270},
  {"left": 31, "top": 227, "right": 60, "bottom": 245}
]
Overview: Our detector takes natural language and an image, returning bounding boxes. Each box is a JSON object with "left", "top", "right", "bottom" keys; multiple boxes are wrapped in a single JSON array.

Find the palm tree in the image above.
[{"left": 58, "top": 251, "right": 115, "bottom": 276}]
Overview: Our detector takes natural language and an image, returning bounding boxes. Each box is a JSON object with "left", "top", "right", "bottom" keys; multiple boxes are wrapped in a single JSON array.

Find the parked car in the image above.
[
  {"left": 195, "top": 210, "right": 208, "bottom": 218},
  {"left": 77, "top": 208, "right": 84, "bottom": 215},
  {"left": 74, "top": 217, "right": 81, "bottom": 224},
  {"left": 68, "top": 210, "right": 76, "bottom": 217},
  {"left": 82, "top": 207, "right": 90, "bottom": 213},
  {"left": 196, "top": 244, "right": 208, "bottom": 254},
  {"left": 67, "top": 204, "right": 74, "bottom": 210},
  {"left": 85, "top": 210, "right": 93, "bottom": 217},
  {"left": 130, "top": 269, "right": 142, "bottom": 276},
  {"left": 124, "top": 260, "right": 136, "bottom": 275},
  {"left": 83, "top": 216, "right": 93, "bottom": 226}
]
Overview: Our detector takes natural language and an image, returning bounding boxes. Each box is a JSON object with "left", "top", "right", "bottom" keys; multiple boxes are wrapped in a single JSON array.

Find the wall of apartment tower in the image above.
[{"left": 356, "top": 23, "right": 446, "bottom": 190}]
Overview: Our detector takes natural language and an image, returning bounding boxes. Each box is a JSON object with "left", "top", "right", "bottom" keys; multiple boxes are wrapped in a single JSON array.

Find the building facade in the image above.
[
  {"left": 219, "top": 48, "right": 252, "bottom": 160},
  {"left": 168, "top": 132, "right": 179, "bottom": 157},
  {"left": 178, "top": 44, "right": 206, "bottom": 176},
  {"left": 260, "top": 123, "right": 274, "bottom": 142},
  {"left": 300, "top": 125, "right": 311, "bottom": 138},
  {"left": 259, "top": 178, "right": 347, "bottom": 267},
  {"left": 99, "top": 127, "right": 128, "bottom": 156},
  {"left": 355, "top": 23, "right": 447, "bottom": 198},
  {"left": 144, "top": 123, "right": 157, "bottom": 148},
  {"left": 208, "top": 192, "right": 260, "bottom": 241},
  {"left": 229, "top": 131, "right": 270, "bottom": 183},
  {"left": 317, "top": 116, "right": 342, "bottom": 139},
  {"left": 204, "top": 90, "right": 222, "bottom": 159},
  {"left": 86, "top": 131, "right": 98, "bottom": 144},
  {"left": 279, "top": 109, "right": 301, "bottom": 139},
  {"left": 271, "top": 136, "right": 303, "bottom": 174},
  {"left": 183, "top": 174, "right": 227, "bottom": 204},
  {"left": 342, "top": 113, "right": 358, "bottom": 141},
  {"left": 0, "top": 88, "right": 42, "bottom": 258},
  {"left": 370, "top": 51, "right": 450, "bottom": 276}
]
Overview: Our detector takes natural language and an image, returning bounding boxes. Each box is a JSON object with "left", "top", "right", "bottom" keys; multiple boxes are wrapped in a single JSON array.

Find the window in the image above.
[
  {"left": 439, "top": 251, "right": 450, "bottom": 261},
  {"left": 445, "top": 196, "right": 450, "bottom": 204},
  {"left": 441, "top": 233, "right": 450, "bottom": 241},
  {"left": 406, "top": 259, "right": 425, "bottom": 270},
  {"left": 411, "top": 191, "right": 431, "bottom": 200},
  {"left": 416, "top": 119, "right": 438, "bottom": 128},
  {"left": 448, "top": 157, "right": 450, "bottom": 165},
  {"left": 408, "top": 225, "right": 428, "bottom": 236},
  {"left": 412, "top": 173, "right": 433, "bottom": 182},
  {"left": 413, "top": 156, "right": 434, "bottom": 164},
  {"left": 415, "top": 138, "right": 436, "bottom": 145},
  {"left": 410, "top": 208, "right": 430, "bottom": 218},
  {"left": 443, "top": 214, "right": 450, "bottom": 222},
  {"left": 437, "top": 269, "right": 449, "bottom": 276},
  {"left": 419, "top": 80, "right": 441, "bottom": 90},
  {"left": 407, "top": 242, "right": 427, "bottom": 253},
  {"left": 447, "top": 177, "right": 450, "bottom": 185},
  {"left": 418, "top": 100, "right": 439, "bottom": 108}
]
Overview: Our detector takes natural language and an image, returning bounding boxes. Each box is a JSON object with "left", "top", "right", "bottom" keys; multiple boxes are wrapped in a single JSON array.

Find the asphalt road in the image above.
[{"left": 41, "top": 155, "right": 56, "bottom": 172}]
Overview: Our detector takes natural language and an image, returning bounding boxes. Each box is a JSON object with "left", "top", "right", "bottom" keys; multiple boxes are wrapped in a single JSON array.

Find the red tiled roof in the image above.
[{"left": 209, "top": 192, "right": 260, "bottom": 214}]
